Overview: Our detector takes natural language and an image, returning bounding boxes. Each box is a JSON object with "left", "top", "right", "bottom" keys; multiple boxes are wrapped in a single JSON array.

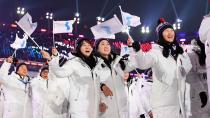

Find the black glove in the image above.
[
  {"left": 140, "top": 114, "right": 145, "bottom": 118},
  {"left": 199, "top": 91, "right": 208, "bottom": 108},
  {"left": 122, "top": 54, "right": 129, "bottom": 60},
  {"left": 132, "top": 41, "right": 140, "bottom": 52},
  {"left": 119, "top": 59, "right": 126, "bottom": 70}
]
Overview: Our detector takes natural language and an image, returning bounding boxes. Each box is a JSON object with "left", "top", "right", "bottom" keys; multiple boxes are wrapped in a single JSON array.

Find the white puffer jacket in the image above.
[
  {"left": 133, "top": 44, "right": 192, "bottom": 118},
  {"left": 31, "top": 76, "right": 49, "bottom": 118},
  {"left": 49, "top": 56, "right": 103, "bottom": 118},
  {"left": 99, "top": 55, "right": 135, "bottom": 118},
  {"left": 0, "top": 61, "right": 33, "bottom": 118}
]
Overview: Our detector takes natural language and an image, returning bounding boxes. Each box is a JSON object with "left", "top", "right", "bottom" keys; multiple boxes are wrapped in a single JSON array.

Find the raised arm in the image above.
[
  {"left": 40, "top": 48, "right": 74, "bottom": 78},
  {"left": 0, "top": 56, "right": 13, "bottom": 84},
  {"left": 127, "top": 37, "right": 157, "bottom": 70}
]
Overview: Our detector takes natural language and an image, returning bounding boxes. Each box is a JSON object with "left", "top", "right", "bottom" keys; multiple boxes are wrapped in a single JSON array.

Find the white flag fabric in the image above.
[
  {"left": 91, "top": 16, "right": 124, "bottom": 39},
  {"left": 199, "top": 14, "right": 210, "bottom": 43},
  {"left": 53, "top": 20, "right": 75, "bottom": 34},
  {"left": 102, "top": 34, "right": 115, "bottom": 39},
  {"left": 120, "top": 44, "right": 130, "bottom": 56},
  {"left": 17, "top": 13, "right": 37, "bottom": 36},
  {"left": 121, "top": 10, "right": 141, "bottom": 27},
  {"left": 10, "top": 34, "right": 28, "bottom": 49}
]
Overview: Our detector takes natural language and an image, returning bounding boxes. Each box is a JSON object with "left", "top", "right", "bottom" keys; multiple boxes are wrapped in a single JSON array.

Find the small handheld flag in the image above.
[
  {"left": 119, "top": 6, "right": 141, "bottom": 27},
  {"left": 53, "top": 20, "right": 75, "bottom": 34},
  {"left": 91, "top": 15, "right": 123, "bottom": 39},
  {"left": 16, "top": 13, "right": 37, "bottom": 36}
]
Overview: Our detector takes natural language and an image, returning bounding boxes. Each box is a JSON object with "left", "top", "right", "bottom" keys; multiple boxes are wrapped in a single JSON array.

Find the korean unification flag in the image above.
[
  {"left": 10, "top": 34, "right": 28, "bottom": 49},
  {"left": 91, "top": 16, "right": 124, "bottom": 39},
  {"left": 199, "top": 14, "right": 210, "bottom": 43},
  {"left": 17, "top": 13, "right": 37, "bottom": 36},
  {"left": 53, "top": 20, "right": 75, "bottom": 34},
  {"left": 121, "top": 10, "right": 141, "bottom": 27}
]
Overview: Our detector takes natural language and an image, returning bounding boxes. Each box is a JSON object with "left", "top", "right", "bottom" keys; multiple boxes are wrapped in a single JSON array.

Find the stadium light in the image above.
[
  {"left": 46, "top": 12, "right": 53, "bottom": 20},
  {"left": 17, "top": 7, "right": 25, "bottom": 15}
]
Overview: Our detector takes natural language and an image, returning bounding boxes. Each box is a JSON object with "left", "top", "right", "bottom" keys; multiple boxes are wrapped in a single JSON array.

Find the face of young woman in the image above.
[
  {"left": 97, "top": 40, "right": 111, "bottom": 57},
  {"left": 17, "top": 65, "right": 28, "bottom": 77},
  {"left": 162, "top": 28, "right": 175, "bottom": 43},
  {"left": 41, "top": 70, "right": 49, "bottom": 80},
  {"left": 80, "top": 41, "right": 93, "bottom": 57}
]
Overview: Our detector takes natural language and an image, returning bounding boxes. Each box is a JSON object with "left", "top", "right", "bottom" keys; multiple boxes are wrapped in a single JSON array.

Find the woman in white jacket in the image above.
[
  {"left": 0, "top": 56, "right": 33, "bottom": 118},
  {"left": 128, "top": 18, "right": 192, "bottom": 118},
  {"left": 41, "top": 38, "right": 104, "bottom": 118},
  {"left": 31, "top": 66, "right": 49, "bottom": 118},
  {"left": 95, "top": 38, "right": 135, "bottom": 118},
  {"left": 43, "top": 57, "right": 75, "bottom": 118}
]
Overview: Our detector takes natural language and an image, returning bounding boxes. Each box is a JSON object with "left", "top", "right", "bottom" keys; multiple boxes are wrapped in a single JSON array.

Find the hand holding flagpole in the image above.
[{"left": 125, "top": 28, "right": 134, "bottom": 43}]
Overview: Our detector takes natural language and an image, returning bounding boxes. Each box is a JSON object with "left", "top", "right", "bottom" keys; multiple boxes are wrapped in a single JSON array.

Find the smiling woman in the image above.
[
  {"left": 129, "top": 18, "right": 192, "bottom": 118},
  {"left": 74, "top": 38, "right": 96, "bottom": 69},
  {"left": 41, "top": 38, "right": 104, "bottom": 118}
]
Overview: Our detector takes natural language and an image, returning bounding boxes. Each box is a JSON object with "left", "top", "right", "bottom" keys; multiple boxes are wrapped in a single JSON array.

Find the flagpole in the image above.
[
  {"left": 14, "top": 50, "right": 17, "bottom": 57},
  {"left": 119, "top": 5, "right": 126, "bottom": 29},
  {"left": 12, "top": 49, "right": 17, "bottom": 57},
  {"left": 134, "top": 69, "right": 140, "bottom": 75},
  {"left": 53, "top": 33, "right": 55, "bottom": 47},
  {"left": 119, "top": 5, "right": 124, "bottom": 23},
  {"left": 25, "top": 33, "right": 40, "bottom": 48},
  {"left": 52, "top": 20, "right": 55, "bottom": 47},
  {"left": 127, "top": 31, "right": 134, "bottom": 43}
]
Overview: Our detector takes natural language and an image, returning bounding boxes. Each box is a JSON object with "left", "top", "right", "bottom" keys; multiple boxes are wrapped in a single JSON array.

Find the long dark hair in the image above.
[
  {"left": 195, "top": 38, "right": 206, "bottom": 66},
  {"left": 94, "top": 39, "right": 126, "bottom": 70},
  {"left": 74, "top": 38, "right": 97, "bottom": 69}
]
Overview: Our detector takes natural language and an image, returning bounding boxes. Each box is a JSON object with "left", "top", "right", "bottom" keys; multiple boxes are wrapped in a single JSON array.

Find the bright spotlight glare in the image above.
[{"left": 75, "top": 12, "right": 80, "bottom": 17}]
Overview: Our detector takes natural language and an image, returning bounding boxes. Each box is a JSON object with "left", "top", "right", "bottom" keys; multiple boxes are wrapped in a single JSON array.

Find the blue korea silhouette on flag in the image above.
[
  {"left": 121, "top": 10, "right": 141, "bottom": 27},
  {"left": 91, "top": 16, "right": 123, "bottom": 39},
  {"left": 53, "top": 20, "right": 75, "bottom": 34}
]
